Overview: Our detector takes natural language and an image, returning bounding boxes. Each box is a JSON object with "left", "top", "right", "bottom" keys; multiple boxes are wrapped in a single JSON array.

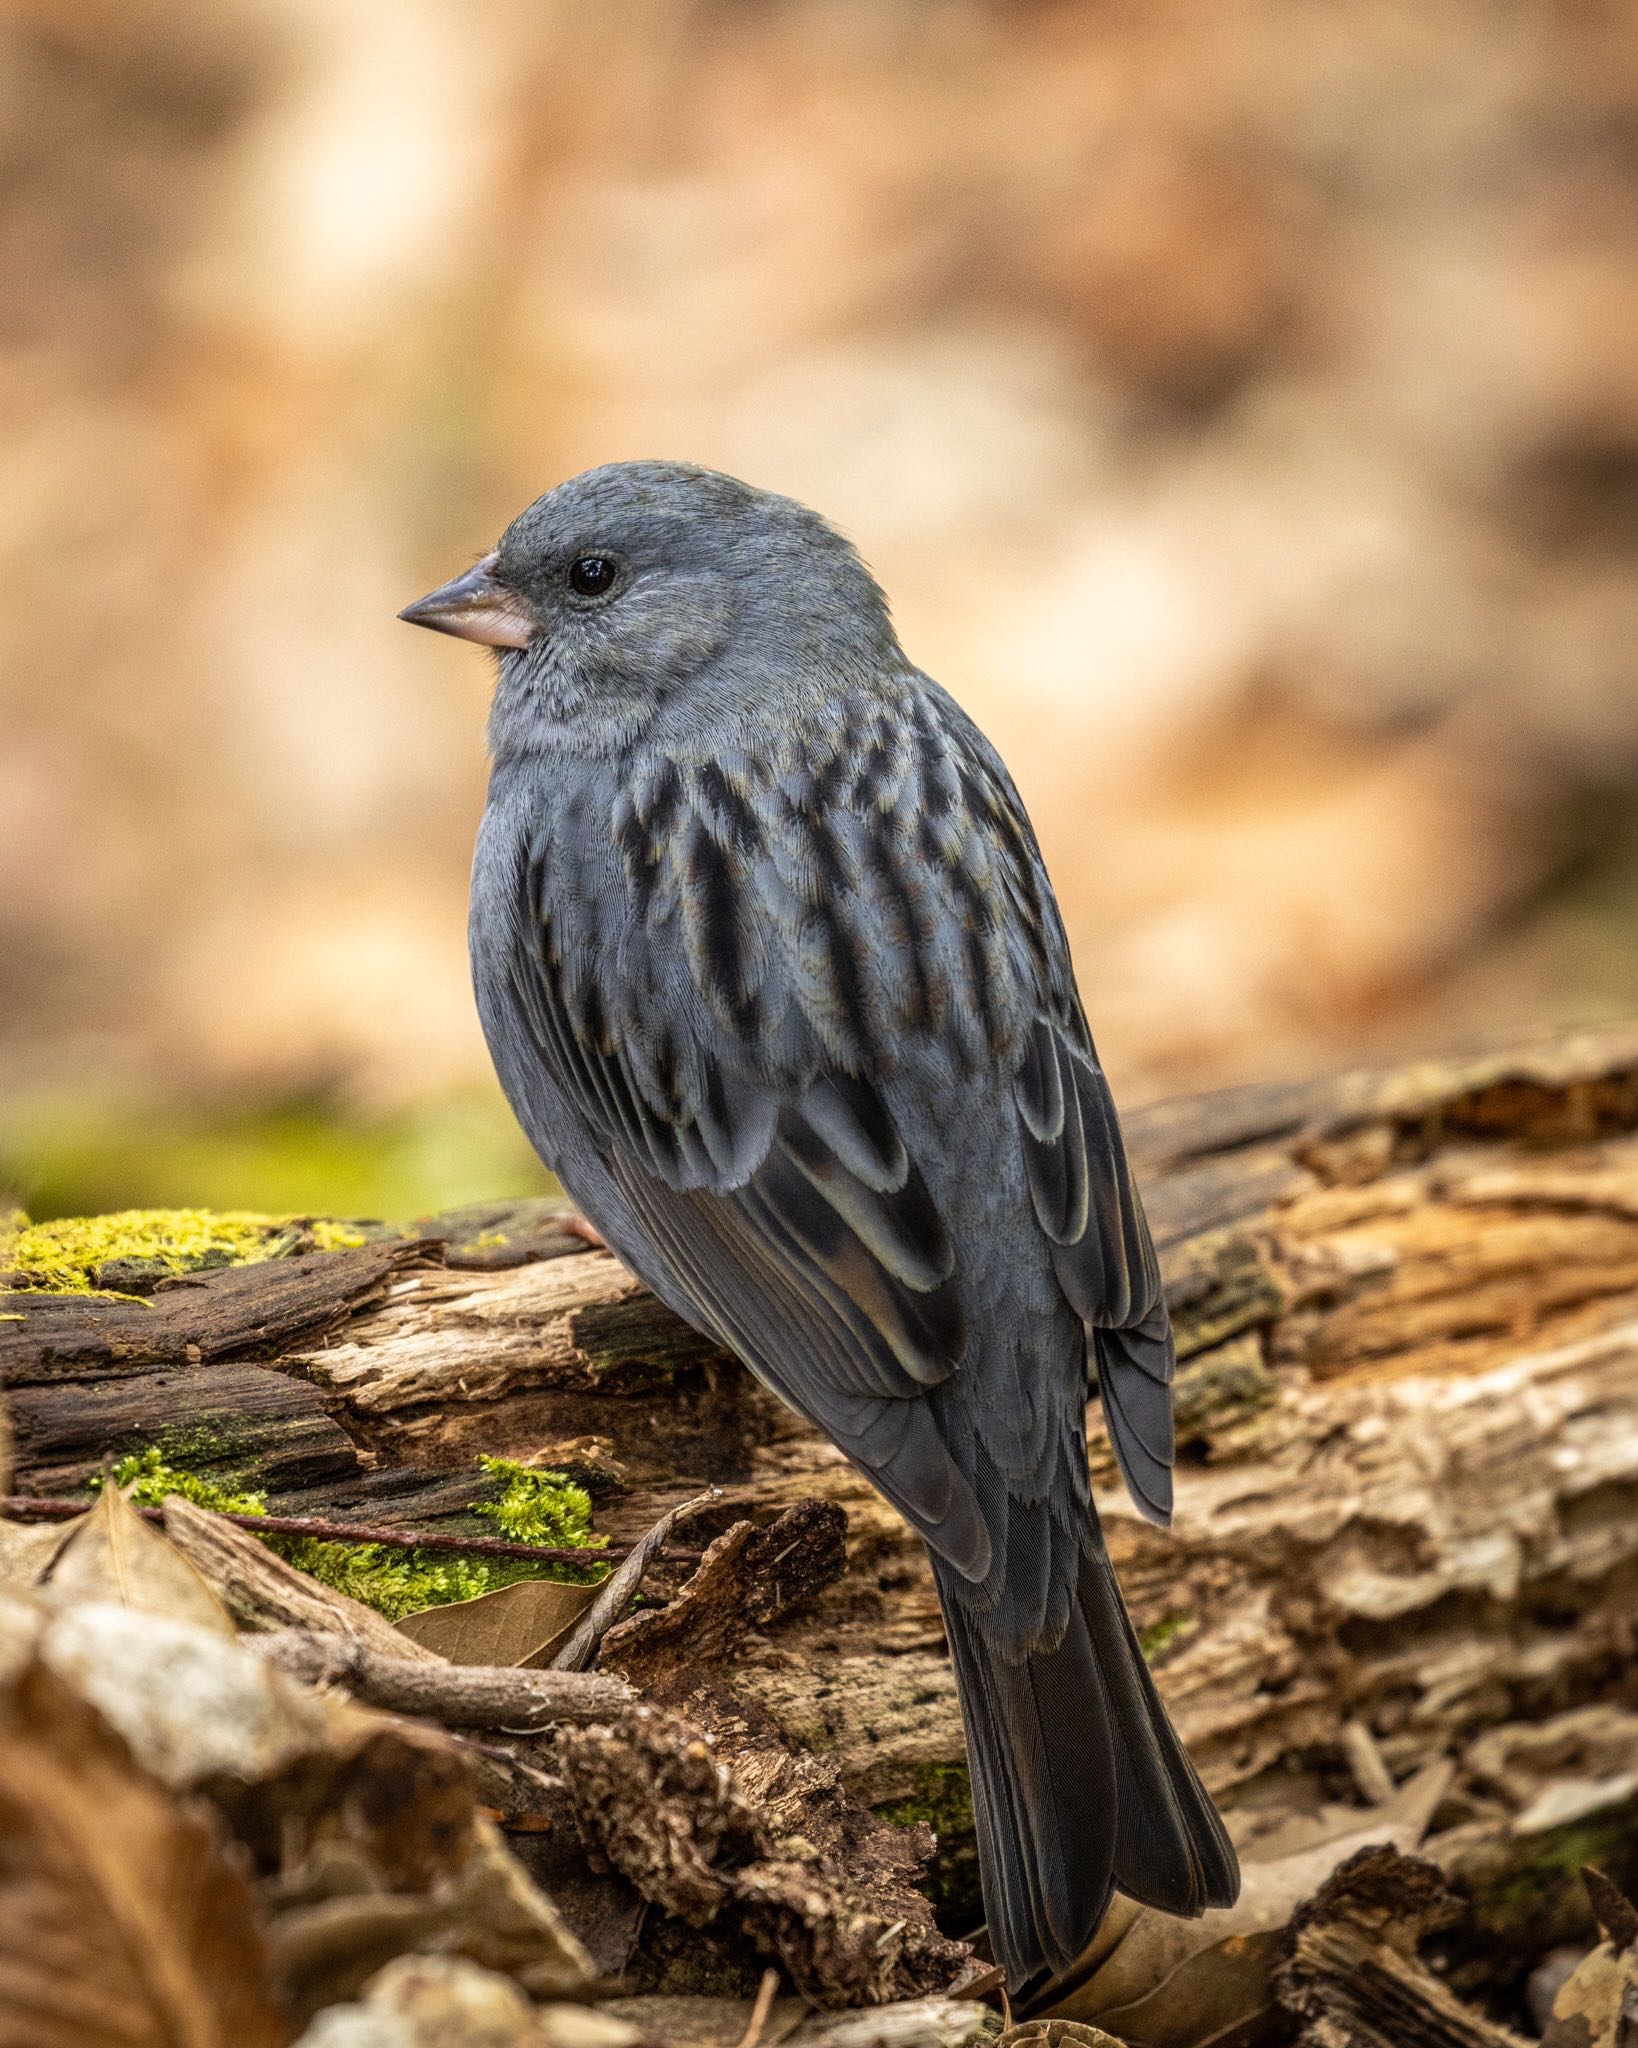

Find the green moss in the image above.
[
  {"left": 878, "top": 1762, "right": 980, "bottom": 1929},
  {"left": 476, "top": 1456, "right": 601, "bottom": 1549},
  {"left": 277, "top": 1538, "right": 551, "bottom": 1621},
  {"left": 94, "top": 1446, "right": 606, "bottom": 1621},
  {"left": 1482, "top": 1812, "right": 1638, "bottom": 1946},
  {"left": 1, "top": 1208, "right": 366, "bottom": 1296},
  {"left": 0, "top": 1082, "right": 553, "bottom": 1229},
  {"left": 105, "top": 1448, "right": 267, "bottom": 1517},
  {"left": 1139, "top": 1609, "right": 1195, "bottom": 1662},
  {"left": 153, "top": 1419, "right": 257, "bottom": 1470},
  {"left": 881, "top": 1760, "right": 975, "bottom": 1839},
  {"left": 1171, "top": 1334, "right": 1279, "bottom": 1456}
]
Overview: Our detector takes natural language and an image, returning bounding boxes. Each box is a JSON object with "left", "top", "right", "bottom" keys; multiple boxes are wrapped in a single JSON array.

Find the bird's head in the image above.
[{"left": 399, "top": 461, "right": 898, "bottom": 753}]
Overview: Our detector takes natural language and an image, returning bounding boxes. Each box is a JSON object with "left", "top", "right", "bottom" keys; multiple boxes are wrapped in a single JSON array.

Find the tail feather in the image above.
[{"left": 935, "top": 1542, "right": 1239, "bottom": 1994}]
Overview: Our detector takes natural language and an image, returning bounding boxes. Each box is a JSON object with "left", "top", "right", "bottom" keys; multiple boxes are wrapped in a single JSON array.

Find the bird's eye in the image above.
[{"left": 568, "top": 556, "right": 617, "bottom": 598}]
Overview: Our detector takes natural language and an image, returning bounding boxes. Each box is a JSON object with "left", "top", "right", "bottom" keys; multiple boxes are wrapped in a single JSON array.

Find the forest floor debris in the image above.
[
  {"left": 4, "top": 1031, "right": 1638, "bottom": 2042},
  {"left": 3, "top": 1454, "right": 1633, "bottom": 2045}
]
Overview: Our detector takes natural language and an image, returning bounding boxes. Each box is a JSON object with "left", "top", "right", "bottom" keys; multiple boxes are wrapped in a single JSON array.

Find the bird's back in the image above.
[{"left": 469, "top": 663, "right": 1238, "bottom": 1991}]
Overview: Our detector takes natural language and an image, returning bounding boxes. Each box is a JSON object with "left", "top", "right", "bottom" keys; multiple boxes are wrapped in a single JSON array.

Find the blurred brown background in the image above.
[{"left": 3, "top": 0, "right": 1637, "bottom": 1223}]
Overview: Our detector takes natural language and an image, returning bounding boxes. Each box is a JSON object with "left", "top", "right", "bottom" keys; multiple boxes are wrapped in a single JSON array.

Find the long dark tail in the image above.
[{"left": 934, "top": 1538, "right": 1239, "bottom": 1995}]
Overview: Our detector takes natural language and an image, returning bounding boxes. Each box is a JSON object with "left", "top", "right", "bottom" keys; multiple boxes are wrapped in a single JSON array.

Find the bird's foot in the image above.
[{"left": 557, "top": 1210, "right": 607, "bottom": 1250}]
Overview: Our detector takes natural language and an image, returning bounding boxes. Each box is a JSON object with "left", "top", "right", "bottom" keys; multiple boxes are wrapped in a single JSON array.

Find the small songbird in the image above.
[{"left": 401, "top": 462, "right": 1239, "bottom": 1992}]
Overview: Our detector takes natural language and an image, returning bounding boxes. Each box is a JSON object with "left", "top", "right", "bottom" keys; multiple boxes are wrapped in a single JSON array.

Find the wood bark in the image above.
[{"left": 6, "top": 1023, "right": 1638, "bottom": 1936}]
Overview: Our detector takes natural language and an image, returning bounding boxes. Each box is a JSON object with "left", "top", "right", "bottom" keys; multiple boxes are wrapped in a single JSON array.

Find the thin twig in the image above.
[
  {"left": 736, "top": 1969, "right": 781, "bottom": 2048},
  {"left": 0, "top": 1494, "right": 703, "bottom": 1569},
  {"left": 551, "top": 1487, "right": 719, "bottom": 1671},
  {"left": 1342, "top": 1717, "right": 1397, "bottom": 1806}
]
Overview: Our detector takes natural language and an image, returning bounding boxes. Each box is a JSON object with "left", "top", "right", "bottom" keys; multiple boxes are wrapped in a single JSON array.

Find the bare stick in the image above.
[
  {"left": 736, "top": 1969, "right": 781, "bottom": 2048},
  {"left": 256, "top": 1628, "right": 636, "bottom": 1729},
  {"left": 0, "top": 1494, "right": 702, "bottom": 1569},
  {"left": 551, "top": 1489, "right": 719, "bottom": 1672}
]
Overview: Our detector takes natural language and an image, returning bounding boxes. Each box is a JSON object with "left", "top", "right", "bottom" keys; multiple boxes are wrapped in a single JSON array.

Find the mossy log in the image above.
[{"left": 6, "top": 1024, "right": 1638, "bottom": 1939}]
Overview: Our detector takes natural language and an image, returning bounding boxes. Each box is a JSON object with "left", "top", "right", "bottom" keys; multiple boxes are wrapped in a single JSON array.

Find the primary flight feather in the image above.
[{"left": 401, "top": 460, "right": 1239, "bottom": 1992}]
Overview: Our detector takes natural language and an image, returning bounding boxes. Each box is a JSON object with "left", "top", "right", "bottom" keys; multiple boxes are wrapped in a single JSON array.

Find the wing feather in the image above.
[
  {"left": 504, "top": 880, "right": 986, "bottom": 1575},
  {"left": 1017, "top": 1018, "right": 1176, "bottom": 1525}
]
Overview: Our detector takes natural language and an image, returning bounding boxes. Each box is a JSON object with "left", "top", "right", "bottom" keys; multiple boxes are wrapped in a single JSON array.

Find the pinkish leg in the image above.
[{"left": 558, "top": 1211, "right": 606, "bottom": 1250}]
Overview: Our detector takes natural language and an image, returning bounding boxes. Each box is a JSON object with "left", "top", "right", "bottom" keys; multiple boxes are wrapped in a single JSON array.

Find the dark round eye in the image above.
[{"left": 568, "top": 555, "right": 617, "bottom": 598}]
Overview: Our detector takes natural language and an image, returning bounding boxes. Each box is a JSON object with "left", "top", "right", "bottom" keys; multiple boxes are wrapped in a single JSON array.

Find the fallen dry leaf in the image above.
[
  {"left": 0, "top": 1589, "right": 591, "bottom": 2022},
  {"left": 0, "top": 1514, "right": 68, "bottom": 1589},
  {"left": 1542, "top": 1870, "right": 1638, "bottom": 2048},
  {"left": 531, "top": 2006, "right": 646, "bottom": 2048},
  {"left": 1002, "top": 2024, "right": 1124, "bottom": 2048},
  {"left": 396, "top": 1577, "right": 598, "bottom": 1668},
  {"left": 0, "top": 1652, "right": 286, "bottom": 2048},
  {"left": 1038, "top": 1761, "right": 1454, "bottom": 2046},
  {"left": 803, "top": 2003, "right": 1002, "bottom": 2048},
  {"left": 10, "top": 1595, "right": 478, "bottom": 1898},
  {"left": 40, "top": 1480, "right": 234, "bottom": 1635},
  {"left": 23, "top": 1596, "right": 383, "bottom": 1787},
  {"left": 269, "top": 1817, "right": 593, "bottom": 2020},
  {"left": 599, "top": 1994, "right": 997, "bottom": 2048},
  {"left": 161, "top": 1499, "right": 444, "bottom": 1664}
]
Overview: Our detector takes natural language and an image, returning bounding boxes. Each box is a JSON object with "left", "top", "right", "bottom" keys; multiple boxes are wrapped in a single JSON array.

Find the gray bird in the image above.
[{"left": 401, "top": 462, "right": 1239, "bottom": 1993}]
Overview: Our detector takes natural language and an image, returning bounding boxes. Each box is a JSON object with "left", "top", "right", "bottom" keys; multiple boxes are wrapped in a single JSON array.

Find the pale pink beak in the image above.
[{"left": 398, "top": 551, "right": 534, "bottom": 648}]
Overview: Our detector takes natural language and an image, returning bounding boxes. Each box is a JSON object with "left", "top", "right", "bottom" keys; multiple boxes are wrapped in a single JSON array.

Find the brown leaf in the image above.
[
  {"left": 0, "top": 1653, "right": 286, "bottom": 2048},
  {"left": 1541, "top": 1919, "right": 1638, "bottom": 2048},
  {"left": 1002, "top": 2025, "right": 1125, "bottom": 2048},
  {"left": 40, "top": 1481, "right": 234, "bottom": 1635},
  {"left": 395, "top": 1577, "right": 598, "bottom": 1668},
  {"left": 599, "top": 1993, "right": 996, "bottom": 2048},
  {"left": 24, "top": 1598, "right": 478, "bottom": 1896},
  {"left": 0, "top": 1514, "right": 68, "bottom": 1588},
  {"left": 290, "top": 1958, "right": 638, "bottom": 2048},
  {"left": 1037, "top": 1760, "right": 1454, "bottom": 2046},
  {"left": 269, "top": 1817, "right": 592, "bottom": 2020}
]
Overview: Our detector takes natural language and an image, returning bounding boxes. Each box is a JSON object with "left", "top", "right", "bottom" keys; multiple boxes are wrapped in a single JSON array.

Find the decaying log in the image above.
[
  {"left": 6, "top": 1022, "right": 1638, "bottom": 1962},
  {"left": 159, "top": 1495, "right": 445, "bottom": 1660}
]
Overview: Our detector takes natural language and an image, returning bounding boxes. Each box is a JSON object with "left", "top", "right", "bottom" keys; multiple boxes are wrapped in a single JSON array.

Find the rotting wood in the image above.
[
  {"left": 1277, "top": 1846, "right": 1531, "bottom": 2047},
  {"left": 6, "top": 1022, "right": 1638, "bottom": 1968},
  {"left": 159, "top": 1495, "right": 449, "bottom": 1660}
]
